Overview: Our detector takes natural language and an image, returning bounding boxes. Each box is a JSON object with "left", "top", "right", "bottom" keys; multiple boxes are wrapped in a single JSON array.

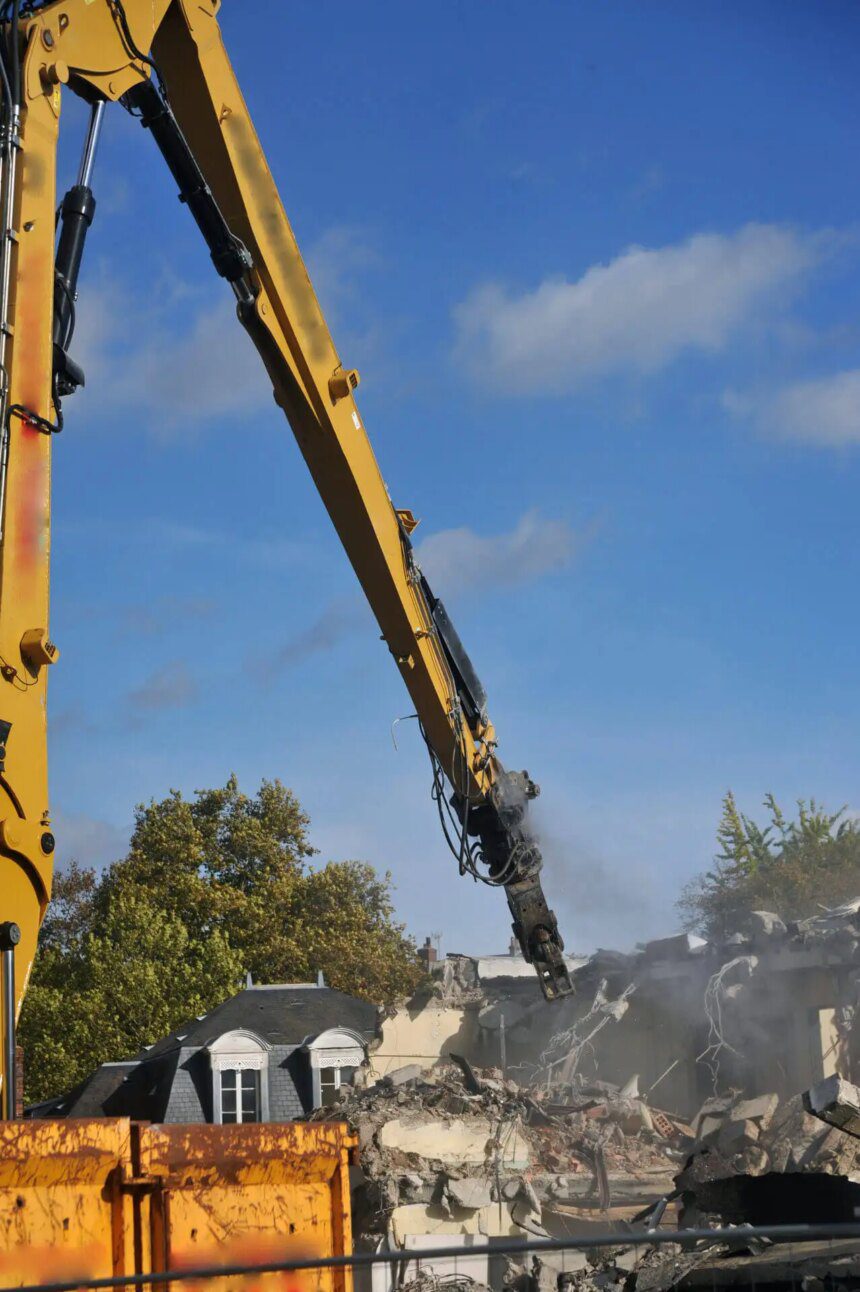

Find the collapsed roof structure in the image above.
[
  {"left": 376, "top": 902, "right": 860, "bottom": 1116},
  {"left": 340, "top": 902, "right": 860, "bottom": 1292},
  {"left": 321, "top": 1057, "right": 860, "bottom": 1292}
]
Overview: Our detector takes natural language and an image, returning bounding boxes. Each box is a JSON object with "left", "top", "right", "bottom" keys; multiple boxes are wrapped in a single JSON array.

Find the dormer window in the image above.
[
  {"left": 305, "top": 1028, "right": 366, "bottom": 1110},
  {"left": 319, "top": 1064, "right": 357, "bottom": 1107},
  {"left": 207, "top": 1029, "right": 270, "bottom": 1125},
  {"left": 220, "top": 1068, "right": 260, "bottom": 1123}
]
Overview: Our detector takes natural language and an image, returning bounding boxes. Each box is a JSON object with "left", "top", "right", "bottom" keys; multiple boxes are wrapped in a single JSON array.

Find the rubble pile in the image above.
[
  {"left": 433, "top": 957, "right": 489, "bottom": 1005},
  {"left": 678, "top": 1076, "right": 860, "bottom": 1228},
  {"left": 343, "top": 901, "right": 860, "bottom": 1291},
  {"left": 437, "top": 898, "right": 860, "bottom": 1118},
  {"left": 310, "top": 1059, "right": 689, "bottom": 1251},
  {"left": 320, "top": 1062, "right": 860, "bottom": 1291}
]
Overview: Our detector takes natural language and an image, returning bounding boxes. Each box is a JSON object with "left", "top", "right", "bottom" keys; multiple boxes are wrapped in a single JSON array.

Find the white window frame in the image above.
[
  {"left": 218, "top": 1066, "right": 263, "bottom": 1124},
  {"left": 318, "top": 1064, "right": 354, "bottom": 1105},
  {"left": 305, "top": 1028, "right": 366, "bottom": 1109},
  {"left": 208, "top": 1029, "right": 270, "bottom": 1124}
]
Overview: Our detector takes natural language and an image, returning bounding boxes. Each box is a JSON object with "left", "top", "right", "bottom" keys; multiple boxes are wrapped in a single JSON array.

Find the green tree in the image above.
[
  {"left": 19, "top": 776, "right": 423, "bottom": 1104},
  {"left": 20, "top": 878, "right": 240, "bottom": 1106},
  {"left": 678, "top": 791, "right": 860, "bottom": 939}
]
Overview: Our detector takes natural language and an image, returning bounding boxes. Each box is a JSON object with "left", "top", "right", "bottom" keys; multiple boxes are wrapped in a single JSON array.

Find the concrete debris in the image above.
[
  {"left": 445, "top": 1176, "right": 494, "bottom": 1211},
  {"left": 345, "top": 1065, "right": 860, "bottom": 1290},
  {"left": 746, "top": 910, "right": 787, "bottom": 938},
  {"left": 726, "top": 1093, "right": 778, "bottom": 1129},
  {"left": 308, "top": 1057, "right": 681, "bottom": 1263},
  {"left": 641, "top": 933, "right": 708, "bottom": 961},
  {"left": 677, "top": 1082, "right": 860, "bottom": 1233},
  {"left": 692, "top": 1094, "right": 734, "bottom": 1136},
  {"left": 351, "top": 896, "right": 860, "bottom": 1291},
  {"left": 383, "top": 1064, "right": 426, "bottom": 1087},
  {"left": 717, "top": 1117, "right": 759, "bottom": 1150},
  {"left": 434, "top": 955, "right": 483, "bottom": 1003},
  {"left": 805, "top": 1073, "right": 860, "bottom": 1137},
  {"left": 371, "top": 894, "right": 860, "bottom": 1136}
]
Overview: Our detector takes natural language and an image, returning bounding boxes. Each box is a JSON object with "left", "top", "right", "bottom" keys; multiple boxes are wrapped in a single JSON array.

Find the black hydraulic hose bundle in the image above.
[{"left": 124, "top": 77, "right": 253, "bottom": 290}]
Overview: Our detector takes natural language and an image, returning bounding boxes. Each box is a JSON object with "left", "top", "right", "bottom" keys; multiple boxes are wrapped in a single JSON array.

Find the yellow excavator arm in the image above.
[{"left": 0, "top": 0, "right": 572, "bottom": 1106}]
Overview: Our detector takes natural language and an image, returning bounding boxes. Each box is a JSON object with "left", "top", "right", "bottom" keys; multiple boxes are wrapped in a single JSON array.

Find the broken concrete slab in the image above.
[
  {"left": 445, "top": 1177, "right": 494, "bottom": 1211},
  {"left": 698, "top": 1114, "right": 724, "bottom": 1141},
  {"left": 729, "top": 1093, "right": 779, "bottom": 1129},
  {"left": 378, "top": 1113, "right": 531, "bottom": 1169},
  {"left": 718, "top": 1118, "right": 760, "bottom": 1150},
  {"left": 764, "top": 1093, "right": 856, "bottom": 1174},
  {"left": 692, "top": 1094, "right": 735, "bottom": 1135},
  {"left": 617, "top": 1099, "right": 653, "bottom": 1134},
  {"left": 398, "top": 1172, "right": 430, "bottom": 1203},
  {"left": 641, "top": 932, "right": 708, "bottom": 961},
  {"left": 383, "top": 1064, "right": 426, "bottom": 1087},
  {"left": 433, "top": 1090, "right": 478, "bottom": 1117},
  {"left": 805, "top": 1074, "right": 860, "bottom": 1138}
]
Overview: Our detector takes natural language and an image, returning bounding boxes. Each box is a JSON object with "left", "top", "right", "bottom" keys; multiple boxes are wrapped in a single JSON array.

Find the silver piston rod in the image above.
[
  {"left": 0, "top": 921, "right": 20, "bottom": 1119},
  {"left": 0, "top": 97, "right": 21, "bottom": 544}
]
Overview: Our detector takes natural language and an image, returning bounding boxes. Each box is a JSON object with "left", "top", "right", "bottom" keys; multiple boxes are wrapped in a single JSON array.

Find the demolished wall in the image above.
[
  {"left": 382, "top": 902, "right": 860, "bottom": 1119},
  {"left": 369, "top": 1003, "right": 479, "bottom": 1081},
  {"left": 314, "top": 1049, "right": 860, "bottom": 1292},
  {"left": 336, "top": 901, "right": 860, "bottom": 1292}
]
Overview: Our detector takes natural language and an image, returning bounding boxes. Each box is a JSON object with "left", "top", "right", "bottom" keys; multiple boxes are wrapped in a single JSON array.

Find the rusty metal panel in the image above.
[
  {"left": 0, "top": 1118, "right": 133, "bottom": 1287},
  {"left": 137, "top": 1122, "right": 356, "bottom": 1292},
  {"left": 0, "top": 1119, "right": 356, "bottom": 1289}
]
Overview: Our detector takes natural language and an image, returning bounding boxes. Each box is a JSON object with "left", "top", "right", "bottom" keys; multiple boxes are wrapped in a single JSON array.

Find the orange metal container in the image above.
[{"left": 0, "top": 1119, "right": 357, "bottom": 1292}]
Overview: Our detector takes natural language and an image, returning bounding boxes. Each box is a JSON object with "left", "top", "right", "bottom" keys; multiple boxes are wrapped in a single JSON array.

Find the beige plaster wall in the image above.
[{"left": 369, "top": 1005, "right": 480, "bottom": 1079}]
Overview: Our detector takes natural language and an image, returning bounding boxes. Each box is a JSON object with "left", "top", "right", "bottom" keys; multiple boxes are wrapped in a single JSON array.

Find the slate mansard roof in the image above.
[
  {"left": 138, "top": 985, "right": 379, "bottom": 1058},
  {"left": 29, "top": 984, "right": 379, "bottom": 1121}
]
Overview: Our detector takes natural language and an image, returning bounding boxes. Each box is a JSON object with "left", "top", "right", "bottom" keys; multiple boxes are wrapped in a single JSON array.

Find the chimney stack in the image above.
[{"left": 418, "top": 936, "right": 438, "bottom": 969}]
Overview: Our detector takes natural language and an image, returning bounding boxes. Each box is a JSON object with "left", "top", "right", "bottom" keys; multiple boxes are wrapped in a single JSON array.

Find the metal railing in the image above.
[{"left": 2, "top": 1224, "right": 860, "bottom": 1292}]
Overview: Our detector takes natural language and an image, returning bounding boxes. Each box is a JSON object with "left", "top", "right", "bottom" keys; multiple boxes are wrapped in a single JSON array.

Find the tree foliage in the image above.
[
  {"left": 19, "top": 777, "right": 422, "bottom": 1104},
  {"left": 677, "top": 791, "right": 860, "bottom": 939}
]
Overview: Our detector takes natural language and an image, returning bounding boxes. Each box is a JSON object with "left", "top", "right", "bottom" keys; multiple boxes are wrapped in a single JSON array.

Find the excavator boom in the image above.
[{"left": 0, "top": 0, "right": 572, "bottom": 1104}]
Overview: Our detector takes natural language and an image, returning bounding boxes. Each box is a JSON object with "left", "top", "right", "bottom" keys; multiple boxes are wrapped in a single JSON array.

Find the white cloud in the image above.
[
  {"left": 305, "top": 225, "right": 380, "bottom": 319},
  {"left": 71, "top": 226, "right": 381, "bottom": 436},
  {"left": 454, "top": 223, "right": 824, "bottom": 394},
  {"left": 416, "top": 509, "right": 581, "bottom": 597},
  {"left": 728, "top": 369, "right": 860, "bottom": 446},
  {"left": 75, "top": 280, "right": 270, "bottom": 431},
  {"left": 264, "top": 510, "right": 586, "bottom": 674}
]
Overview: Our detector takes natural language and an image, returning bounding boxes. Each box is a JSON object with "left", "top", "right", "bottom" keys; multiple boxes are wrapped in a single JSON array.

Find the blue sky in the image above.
[{"left": 46, "top": 0, "right": 860, "bottom": 958}]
